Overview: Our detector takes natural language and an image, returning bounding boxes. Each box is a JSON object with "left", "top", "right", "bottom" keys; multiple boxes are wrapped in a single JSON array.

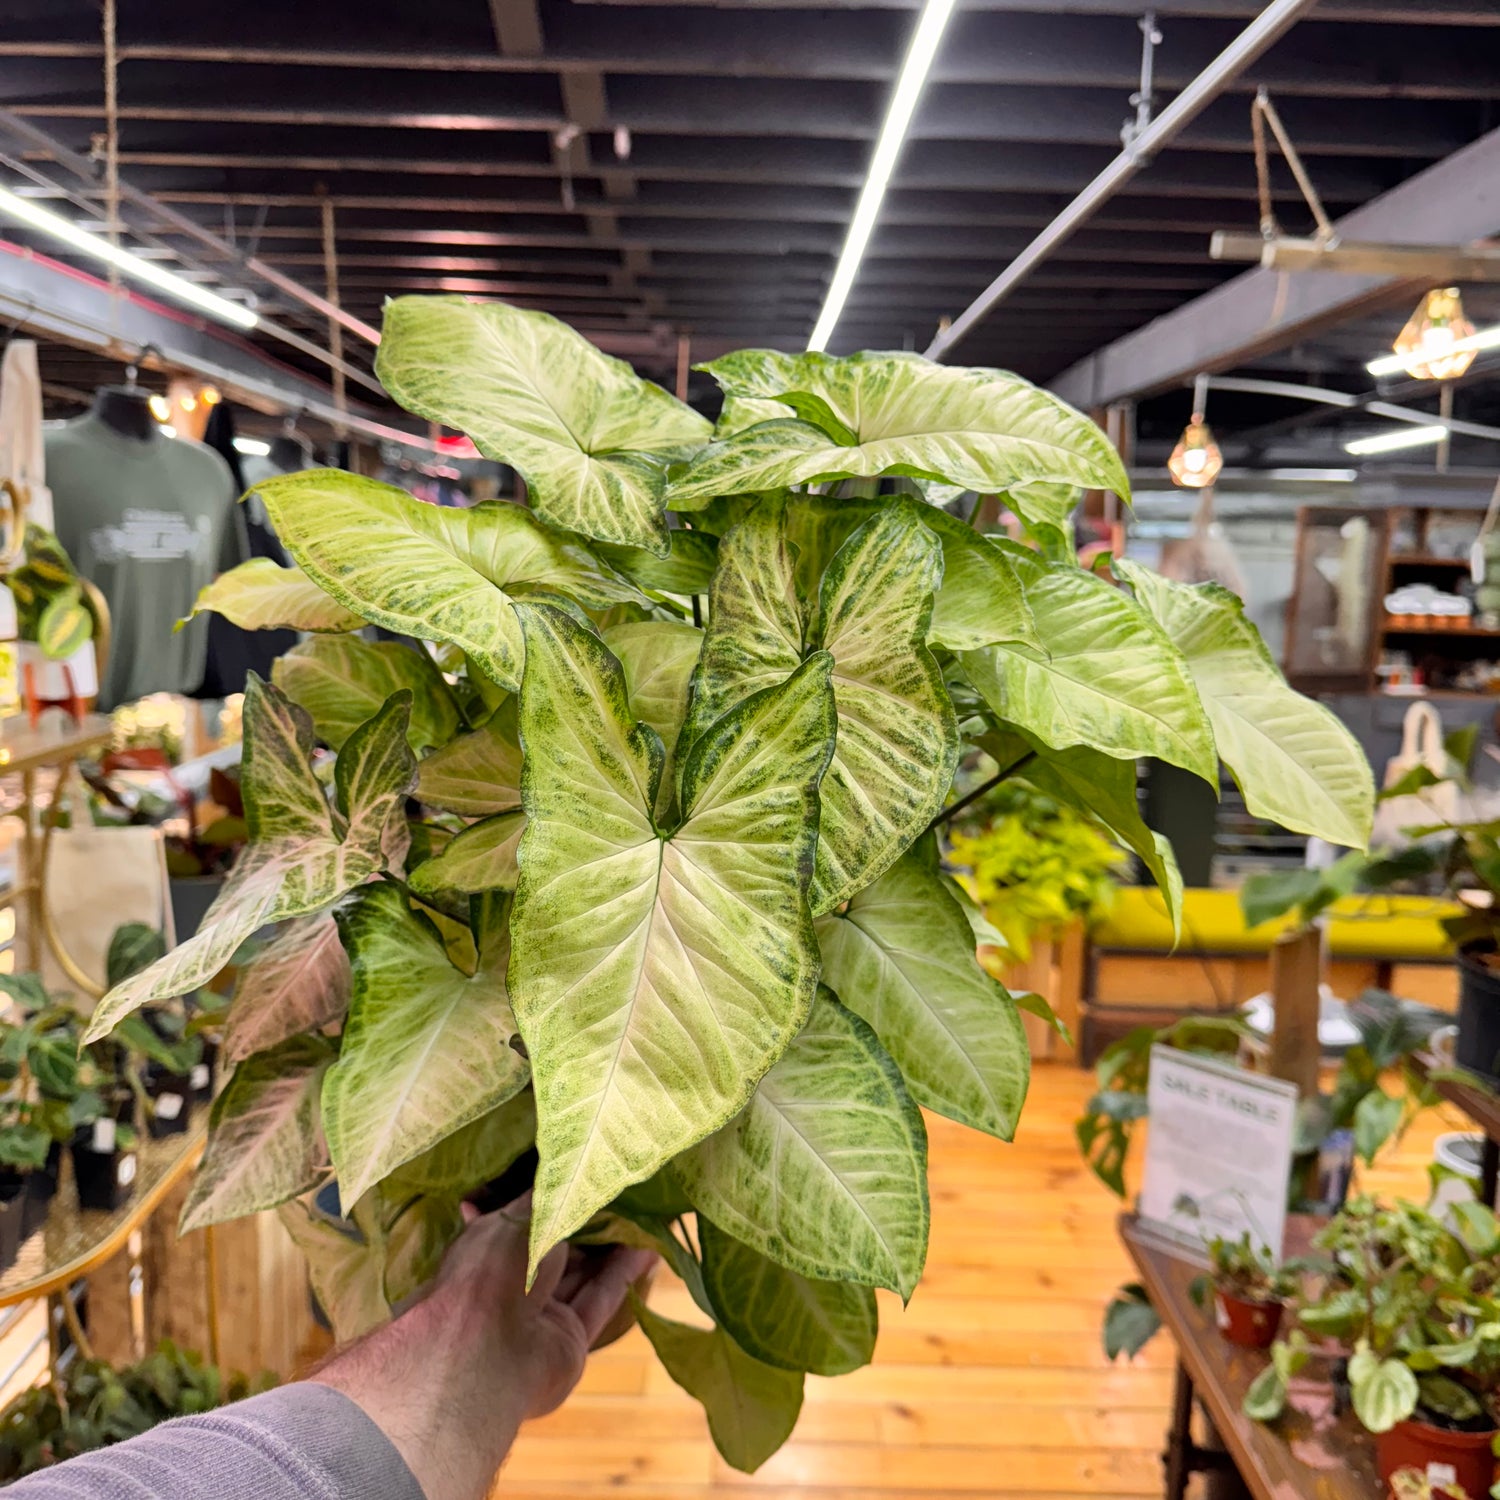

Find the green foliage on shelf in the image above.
[{"left": 90, "top": 298, "right": 1374, "bottom": 1471}]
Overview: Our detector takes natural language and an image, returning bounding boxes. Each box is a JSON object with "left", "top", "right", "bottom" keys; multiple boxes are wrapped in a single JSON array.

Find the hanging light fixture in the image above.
[
  {"left": 1167, "top": 374, "right": 1224, "bottom": 489},
  {"left": 1391, "top": 287, "right": 1478, "bottom": 381}
]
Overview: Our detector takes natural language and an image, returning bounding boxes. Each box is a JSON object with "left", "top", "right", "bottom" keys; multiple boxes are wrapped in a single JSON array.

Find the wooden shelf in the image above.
[
  {"left": 1382, "top": 621, "right": 1500, "bottom": 638},
  {"left": 1389, "top": 554, "right": 1471, "bottom": 568},
  {"left": 0, "top": 1127, "right": 204, "bottom": 1307},
  {"left": 0, "top": 716, "right": 112, "bottom": 777}
]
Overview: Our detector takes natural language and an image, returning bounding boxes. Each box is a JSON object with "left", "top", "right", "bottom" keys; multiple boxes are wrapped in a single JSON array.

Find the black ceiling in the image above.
[{"left": 0, "top": 0, "right": 1498, "bottom": 412}]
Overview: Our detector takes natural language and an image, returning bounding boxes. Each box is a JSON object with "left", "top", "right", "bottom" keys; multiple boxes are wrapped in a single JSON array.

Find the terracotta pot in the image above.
[
  {"left": 1213, "top": 1287, "right": 1283, "bottom": 1349},
  {"left": 590, "top": 1263, "right": 657, "bottom": 1352},
  {"left": 1376, "top": 1417, "right": 1497, "bottom": 1500}
]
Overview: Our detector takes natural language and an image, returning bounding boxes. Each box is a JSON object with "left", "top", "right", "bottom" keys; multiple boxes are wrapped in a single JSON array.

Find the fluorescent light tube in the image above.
[
  {"left": 233, "top": 437, "right": 272, "bottom": 457},
  {"left": 807, "top": 0, "right": 957, "bottom": 353},
  {"left": 1367, "top": 324, "right": 1500, "bottom": 378},
  {"left": 0, "top": 184, "right": 259, "bottom": 332},
  {"left": 1345, "top": 424, "right": 1448, "bottom": 455}
]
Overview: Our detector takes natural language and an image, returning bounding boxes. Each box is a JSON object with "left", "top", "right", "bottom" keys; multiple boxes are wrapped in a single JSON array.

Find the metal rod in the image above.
[
  {"left": 924, "top": 0, "right": 1321, "bottom": 361},
  {"left": 1438, "top": 382, "right": 1454, "bottom": 472},
  {"left": 319, "top": 193, "right": 348, "bottom": 427},
  {"left": 101, "top": 0, "right": 120, "bottom": 293},
  {"left": 1205, "top": 373, "right": 1500, "bottom": 442}
]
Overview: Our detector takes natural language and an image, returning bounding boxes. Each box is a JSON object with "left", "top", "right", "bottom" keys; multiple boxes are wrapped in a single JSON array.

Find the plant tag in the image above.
[
  {"left": 117, "top": 1153, "right": 137, "bottom": 1188},
  {"left": 190, "top": 1065, "right": 210, "bottom": 1091},
  {"left": 91, "top": 1118, "right": 116, "bottom": 1153},
  {"left": 156, "top": 1093, "right": 183, "bottom": 1121},
  {"left": 1426, "top": 1462, "right": 1457, "bottom": 1486}
]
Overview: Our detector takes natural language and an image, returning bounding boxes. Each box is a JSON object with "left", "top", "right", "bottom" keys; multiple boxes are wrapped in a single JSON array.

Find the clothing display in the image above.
[{"left": 46, "top": 390, "right": 243, "bottom": 710}]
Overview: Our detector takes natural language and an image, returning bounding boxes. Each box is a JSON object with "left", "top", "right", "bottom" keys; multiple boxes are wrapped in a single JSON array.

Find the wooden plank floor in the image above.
[{"left": 489, "top": 1065, "right": 1466, "bottom": 1499}]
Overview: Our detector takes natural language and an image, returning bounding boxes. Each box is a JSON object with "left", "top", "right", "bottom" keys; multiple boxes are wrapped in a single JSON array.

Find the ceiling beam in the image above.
[
  {"left": 488, "top": 0, "right": 543, "bottom": 57},
  {"left": 1050, "top": 122, "right": 1500, "bottom": 407}
]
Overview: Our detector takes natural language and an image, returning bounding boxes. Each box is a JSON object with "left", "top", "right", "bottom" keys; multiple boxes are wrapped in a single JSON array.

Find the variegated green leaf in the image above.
[
  {"left": 684, "top": 500, "right": 957, "bottom": 912},
  {"left": 508, "top": 603, "right": 835, "bottom": 1274},
  {"left": 256, "top": 469, "right": 641, "bottom": 690},
  {"left": 37, "top": 586, "right": 91, "bottom": 660},
  {"left": 676, "top": 990, "right": 929, "bottom": 1299},
  {"left": 387, "top": 1089, "right": 536, "bottom": 1197},
  {"left": 976, "top": 728, "right": 1183, "bottom": 935},
  {"left": 603, "top": 618, "right": 703, "bottom": 822},
  {"left": 919, "top": 506, "right": 1040, "bottom": 652},
  {"left": 816, "top": 848, "right": 1029, "bottom": 1142},
  {"left": 375, "top": 296, "right": 711, "bottom": 554},
  {"left": 382, "top": 1193, "right": 465, "bottom": 1306},
  {"left": 273, "top": 634, "right": 460, "bottom": 755},
  {"left": 958, "top": 557, "right": 1216, "bottom": 782},
  {"left": 409, "top": 811, "right": 525, "bottom": 897},
  {"left": 672, "top": 351, "right": 1128, "bottom": 511},
  {"left": 415, "top": 696, "right": 522, "bottom": 817},
  {"left": 1119, "top": 562, "right": 1374, "bottom": 848},
  {"left": 1002, "top": 481, "right": 1082, "bottom": 559},
  {"left": 699, "top": 1217, "right": 877, "bottom": 1377},
  {"left": 223, "top": 912, "right": 351, "bottom": 1066},
  {"left": 187, "top": 558, "right": 365, "bottom": 633},
  {"left": 715, "top": 395, "right": 792, "bottom": 436},
  {"left": 84, "top": 679, "right": 416, "bottom": 1043},
  {"left": 180, "top": 1034, "right": 334, "bottom": 1232},
  {"left": 633, "top": 1295, "right": 804, "bottom": 1474},
  {"left": 596, "top": 531, "right": 718, "bottom": 596},
  {"left": 277, "top": 1197, "right": 390, "bottom": 1345},
  {"left": 324, "top": 884, "right": 529, "bottom": 1208}
]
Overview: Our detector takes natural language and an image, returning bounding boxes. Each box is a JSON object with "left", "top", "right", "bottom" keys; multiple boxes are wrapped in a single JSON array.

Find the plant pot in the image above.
[
  {"left": 1376, "top": 1417, "right": 1497, "bottom": 1500},
  {"left": 20, "top": 1145, "right": 61, "bottom": 1241},
  {"left": 70, "top": 1099, "right": 139, "bottom": 1213},
  {"left": 190, "top": 1042, "right": 217, "bottom": 1106},
  {"left": 1213, "top": 1288, "right": 1283, "bottom": 1349},
  {"left": 0, "top": 1187, "right": 23, "bottom": 1274},
  {"left": 143, "top": 1069, "right": 192, "bottom": 1139},
  {"left": 1457, "top": 946, "right": 1500, "bottom": 1085},
  {"left": 170, "top": 875, "right": 226, "bottom": 943}
]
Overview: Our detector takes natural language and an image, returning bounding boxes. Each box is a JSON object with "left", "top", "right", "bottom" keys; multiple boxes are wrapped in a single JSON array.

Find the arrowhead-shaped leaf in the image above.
[
  {"left": 1119, "top": 562, "right": 1374, "bottom": 848},
  {"left": 187, "top": 558, "right": 365, "bottom": 633},
  {"left": 386, "top": 1089, "right": 536, "bottom": 1197},
  {"left": 604, "top": 618, "right": 703, "bottom": 822},
  {"left": 671, "top": 351, "right": 1128, "bottom": 512},
  {"left": 256, "top": 469, "right": 642, "bottom": 690},
  {"left": 273, "top": 635, "right": 460, "bottom": 754},
  {"left": 676, "top": 989, "right": 929, "bottom": 1298},
  {"left": 959, "top": 555, "right": 1216, "bottom": 782},
  {"left": 508, "top": 604, "right": 835, "bottom": 1273},
  {"left": 414, "top": 696, "right": 522, "bottom": 816},
  {"left": 632, "top": 1295, "right": 804, "bottom": 1474},
  {"left": 595, "top": 531, "right": 718, "bottom": 595},
  {"left": 699, "top": 1217, "right": 877, "bottom": 1377},
  {"left": 222, "top": 912, "right": 351, "bottom": 1066},
  {"left": 409, "top": 811, "right": 525, "bottom": 897},
  {"left": 180, "top": 1034, "right": 334, "bottom": 1232},
  {"left": 975, "top": 728, "right": 1184, "bottom": 935},
  {"left": 684, "top": 499, "right": 957, "bottom": 913},
  {"left": 816, "top": 849, "right": 1029, "bottom": 1142},
  {"left": 84, "top": 679, "right": 416, "bottom": 1042},
  {"left": 375, "top": 296, "right": 711, "bottom": 554},
  {"left": 323, "top": 884, "right": 530, "bottom": 1208},
  {"left": 277, "top": 1197, "right": 390, "bottom": 1345},
  {"left": 919, "top": 506, "right": 1040, "bottom": 652}
]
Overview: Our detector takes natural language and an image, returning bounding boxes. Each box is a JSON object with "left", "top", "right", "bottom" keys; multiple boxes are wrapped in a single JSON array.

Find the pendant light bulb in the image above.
[
  {"left": 1393, "top": 287, "right": 1478, "bottom": 381},
  {"left": 1169, "top": 377, "right": 1223, "bottom": 489}
]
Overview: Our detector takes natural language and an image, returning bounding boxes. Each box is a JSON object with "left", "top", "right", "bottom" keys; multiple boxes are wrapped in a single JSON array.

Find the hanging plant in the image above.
[{"left": 83, "top": 299, "right": 1375, "bottom": 1472}]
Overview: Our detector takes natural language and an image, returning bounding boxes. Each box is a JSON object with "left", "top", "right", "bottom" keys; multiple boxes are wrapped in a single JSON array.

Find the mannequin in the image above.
[
  {"left": 89, "top": 385, "right": 157, "bottom": 443},
  {"left": 45, "top": 371, "right": 243, "bottom": 710}
]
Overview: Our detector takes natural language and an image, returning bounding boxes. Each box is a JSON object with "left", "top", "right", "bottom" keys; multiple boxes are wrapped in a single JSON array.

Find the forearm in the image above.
[
  {"left": 4, "top": 1382, "right": 424, "bottom": 1500},
  {"left": 310, "top": 1290, "right": 527, "bottom": 1500}
]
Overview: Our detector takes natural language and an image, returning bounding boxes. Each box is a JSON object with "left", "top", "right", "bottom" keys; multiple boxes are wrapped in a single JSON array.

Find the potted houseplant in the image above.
[
  {"left": 1247, "top": 1194, "right": 1500, "bottom": 1499},
  {"left": 1196, "top": 1232, "right": 1296, "bottom": 1349},
  {"left": 82, "top": 298, "right": 1375, "bottom": 1472},
  {"left": 2, "top": 523, "right": 97, "bottom": 707}
]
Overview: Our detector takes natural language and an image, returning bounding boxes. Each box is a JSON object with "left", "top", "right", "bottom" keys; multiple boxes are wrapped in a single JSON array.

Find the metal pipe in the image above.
[
  {"left": 924, "top": 0, "right": 1321, "bottom": 361},
  {"left": 1205, "top": 374, "right": 1500, "bottom": 442}
]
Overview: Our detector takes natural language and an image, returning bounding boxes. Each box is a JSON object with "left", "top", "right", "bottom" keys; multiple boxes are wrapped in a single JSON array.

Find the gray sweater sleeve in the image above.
[{"left": 4, "top": 1382, "right": 426, "bottom": 1500}]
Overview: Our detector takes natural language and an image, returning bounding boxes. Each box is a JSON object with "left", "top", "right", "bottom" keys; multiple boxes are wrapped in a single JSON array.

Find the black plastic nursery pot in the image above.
[
  {"left": 143, "top": 1069, "right": 193, "bottom": 1139},
  {"left": 1457, "top": 946, "right": 1500, "bottom": 1084},
  {"left": 0, "top": 1186, "right": 23, "bottom": 1274},
  {"left": 17, "top": 1145, "right": 61, "bottom": 1241},
  {"left": 70, "top": 1098, "right": 139, "bottom": 1213},
  {"left": 190, "top": 1042, "right": 217, "bottom": 1106}
]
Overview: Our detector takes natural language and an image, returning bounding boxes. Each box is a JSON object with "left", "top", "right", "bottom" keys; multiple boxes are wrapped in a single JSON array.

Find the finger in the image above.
[
  {"left": 553, "top": 1246, "right": 592, "bottom": 1304},
  {"left": 565, "top": 1248, "right": 659, "bottom": 1344},
  {"left": 460, "top": 1201, "right": 479, "bottom": 1226},
  {"left": 528, "top": 1239, "right": 570, "bottom": 1304}
]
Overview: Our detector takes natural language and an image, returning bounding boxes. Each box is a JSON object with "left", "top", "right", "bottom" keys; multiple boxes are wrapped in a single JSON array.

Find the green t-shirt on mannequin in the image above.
[{"left": 45, "top": 390, "right": 243, "bottom": 710}]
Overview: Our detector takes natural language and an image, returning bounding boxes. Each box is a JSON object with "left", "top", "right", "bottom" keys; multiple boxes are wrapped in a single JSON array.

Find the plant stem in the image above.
[
  {"left": 691, "top": 595, "right": 702, "bottom": 629},
  {"left": 926, "top": 751, "right": 1037, "bottom": 835}
]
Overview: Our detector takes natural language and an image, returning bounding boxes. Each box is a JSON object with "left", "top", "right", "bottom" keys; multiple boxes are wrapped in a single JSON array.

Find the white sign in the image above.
[{"left": 1138, "top": 1045, "right": 1299, "bottom": 1257}]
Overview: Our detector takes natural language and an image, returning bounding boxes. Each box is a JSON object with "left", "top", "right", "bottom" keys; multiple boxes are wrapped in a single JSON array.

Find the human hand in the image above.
[{"left": 312, "top": 1193, "right": 656, "bottom": 1500}]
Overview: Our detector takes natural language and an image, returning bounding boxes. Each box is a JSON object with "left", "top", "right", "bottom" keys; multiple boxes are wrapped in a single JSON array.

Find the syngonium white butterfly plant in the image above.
[{"left": 85, "top": 297, "right": 1374, "bottom": 1471}]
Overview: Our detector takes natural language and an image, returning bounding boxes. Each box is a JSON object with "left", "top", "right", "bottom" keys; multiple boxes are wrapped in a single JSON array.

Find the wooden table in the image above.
[{"left": 1120, "top": 1213, "right": 1380, "bottom": 1500}]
